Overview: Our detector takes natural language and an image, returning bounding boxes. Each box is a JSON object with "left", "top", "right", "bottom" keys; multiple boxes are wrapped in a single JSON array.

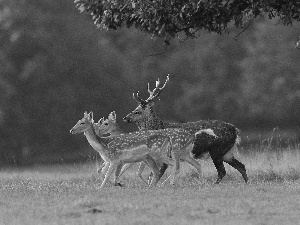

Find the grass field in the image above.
[{"left": 1, "top": 129, "right": 300, "bottom": 225}]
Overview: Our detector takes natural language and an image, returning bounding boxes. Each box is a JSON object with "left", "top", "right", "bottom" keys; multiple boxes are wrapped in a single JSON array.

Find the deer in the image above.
[
  {"left": 94, "top": 111, "right": 217, "bottom": 186},
  {"left": 70, "top": 111, "right": 163, "bottom": 188},
  {"left": 93, "top": 111, "right": 158, "bottom": 184},
  {"left": 123, "top": 75, "right": 248, "bottom": 184},
  {"left": 92, "top": 112, "right": 123, "bottom": 176},
  {"left": 93, "top": 111, "right": 137, "bottom": 182}
]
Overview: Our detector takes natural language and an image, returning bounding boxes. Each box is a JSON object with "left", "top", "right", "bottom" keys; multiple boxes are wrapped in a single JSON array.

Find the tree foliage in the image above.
[
  {"left": 0, "top": 0, "right": 135, "bottom": 165},
  {"left": 75, "top": 0, "right": 300, "bottom": 41}
]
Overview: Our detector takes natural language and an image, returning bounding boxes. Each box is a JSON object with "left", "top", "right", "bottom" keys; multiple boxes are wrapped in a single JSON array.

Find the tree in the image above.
[
  {"left": 238, "top": 18, "right": 300, "bottom": 126},
  {"left": 0, "top": 0, "right": 136, "bottom": 165},
  {"left": 74, "top": 0, "right": 300, "bottom": 42}
]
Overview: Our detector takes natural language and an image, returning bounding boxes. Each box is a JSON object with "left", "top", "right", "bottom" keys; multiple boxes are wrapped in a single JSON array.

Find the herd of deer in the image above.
[{"left": 70, "top": 75, "right": 248, "bottom": 189}]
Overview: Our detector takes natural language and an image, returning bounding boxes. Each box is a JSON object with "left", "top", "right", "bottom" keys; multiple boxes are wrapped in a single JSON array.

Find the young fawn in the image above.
[
  {"left": 70, "top": 111, "right": 163, "bottom": 188},
  {"left": 92, "top": 112, "right": 123, "bottom": 176},
  {"left": 93, "top": 111, "right": 152, "bottom": 184},
  {"left": 123, "top": 75, "right": 248, "bottom": 184},
  {"left": 93, "top": 111, "right": 148, "bottom": 184},
  {"left": 95, "top": 111, "right": 217, "bottom": 186}
]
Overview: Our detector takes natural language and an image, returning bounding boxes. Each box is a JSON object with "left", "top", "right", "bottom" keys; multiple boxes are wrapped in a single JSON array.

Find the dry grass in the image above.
[
  {"left": 0, "top": 128, "right": 300, "bottom": 225},
  {"left": 0, "top": 170, "right": 300, "bottom": 225}
]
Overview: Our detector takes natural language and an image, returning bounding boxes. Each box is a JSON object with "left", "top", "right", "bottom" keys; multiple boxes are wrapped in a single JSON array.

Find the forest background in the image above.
[{"left": 0, "top": 0, "right": 300, "bottom": 166}]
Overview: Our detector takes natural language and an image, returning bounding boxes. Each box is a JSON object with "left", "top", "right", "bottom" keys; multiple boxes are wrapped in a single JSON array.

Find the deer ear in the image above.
[
  {"left": 84, "top": 111, "right": 88, "bottom": 117},
  {"left": 98, "top": 117, "right": 104, "bottom": 125},
  {"left": 88, "top": 111, "right": 93, "bottom": 120},
  {"left": 108, "top": 111, "right": 116, "bottom": 122}
]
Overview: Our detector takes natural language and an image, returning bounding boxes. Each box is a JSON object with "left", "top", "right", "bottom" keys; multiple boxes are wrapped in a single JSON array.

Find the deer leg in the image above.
[
  {"left": 222, "top": 146, "right": 248, "bottom": 183},
  {"left": 158, "top": 163, "right": 169, "bottom": 179},
  {"left": 118, "top": 163, "right": 134, "bottom": 178},
  {"left": 112, "top": 163, "right": 125, "bottom": 187},
  {"left": 143, "top": 155, "right": 160, "bottom": 187},
  {"left": 96, "top": 161, "right": 106, "bottom": 174},
  {"left": 100, "top": 162, "right": 117, "bottom": 189},
  {"left": 148, "top": 162, "right": 170, "bottom": 185},
  {"left": 169, "top": 159, "right": 180, "bottom": 186},
  {"left": 148, "top": 163, "right": 169, "bottom": 182},
  {"left": 160, "top": 174, "right": 172, "bottom": 186},
  {"left": 181, "top": 154, "right": 203, "bottom": 183},
  {"left": 224, "top": 158, "right": 248, "bottom": 183},
  {"left": 99, "top": 162, "right": 109, "bottom": 180},
  {"left": 158, "top": 138, "right": 172, "bottom": 179},
  {"left": 212, "top": 158, "right": 226, "bottom": 184},
  {"left": 136, "top": 162, "right": 149, "bottom": 185},
  {"left": 159, "top": 158, "right": 177, "bottom": 186},
  {"left": 148, "top": 137, "right": 172, "bottom": 184},
  {"left": 169, "top": 151, "right": 180, "bottom": 186}
]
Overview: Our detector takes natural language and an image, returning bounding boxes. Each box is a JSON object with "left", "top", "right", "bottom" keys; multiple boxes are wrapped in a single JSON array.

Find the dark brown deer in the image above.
[{"left": 123, "top": 75, "right": 248, "bottom": 184}]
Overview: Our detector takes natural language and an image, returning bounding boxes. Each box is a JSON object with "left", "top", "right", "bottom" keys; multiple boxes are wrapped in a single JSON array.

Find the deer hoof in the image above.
[
  {"left": 114, "top": 182, "right": 124, "bottom": 187},
  {"left": 214, "top": 179, "right": 221, "bottom": 184}
]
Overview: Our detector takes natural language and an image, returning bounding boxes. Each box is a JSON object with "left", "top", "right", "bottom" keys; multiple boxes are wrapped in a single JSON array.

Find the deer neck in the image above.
[
  {"left": 83, "top": 124, "right": 111, "bottom": 161},
  {"left": 109, "top": 125, "right": 124, "bottom": 137},
  {"left": 138, "top": 110, "right": 166, "bottom": 130}
]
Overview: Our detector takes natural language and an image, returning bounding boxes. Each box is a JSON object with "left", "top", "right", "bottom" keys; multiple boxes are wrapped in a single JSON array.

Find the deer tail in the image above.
[{"left": 233, "top": 128, "right": 241, "bottom": 157}]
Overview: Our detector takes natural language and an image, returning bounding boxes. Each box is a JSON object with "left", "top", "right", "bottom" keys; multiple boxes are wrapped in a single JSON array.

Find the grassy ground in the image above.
[{"left": 1, "top": 129, "right": 300, "bottom": 225}]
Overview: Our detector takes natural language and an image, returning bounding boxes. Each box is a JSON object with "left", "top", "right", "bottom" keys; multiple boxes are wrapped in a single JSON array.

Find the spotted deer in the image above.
[
  {"left": 93, "top": 112, "right": 139, "bottom": 182},
  {"left": 70, "top": 111, "right": 162, "bottom": 188},
  {"left": 93, "top": 112, "right": 123, "bottom": 175},
  {"left": 93, "top": 111, "right": 139, "bottom": 183},
  {"left": 94, "top": 111, "right": 217, "bottom": 185},
  {"left": 123, "top": 75, "right": 248, "bottom": 184}
]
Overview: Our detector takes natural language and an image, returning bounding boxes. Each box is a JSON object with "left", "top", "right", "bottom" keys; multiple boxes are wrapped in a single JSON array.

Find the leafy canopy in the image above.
[{"left": 75, "top": 0, "right": 300, "bottom": 42}]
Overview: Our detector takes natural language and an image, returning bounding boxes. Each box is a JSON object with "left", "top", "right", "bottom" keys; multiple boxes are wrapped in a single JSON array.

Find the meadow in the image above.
[{"left": 1, "top": 129, "right": 300, "bottom": 225}]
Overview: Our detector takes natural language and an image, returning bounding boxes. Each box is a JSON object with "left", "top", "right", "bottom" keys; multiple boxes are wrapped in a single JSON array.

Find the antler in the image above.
[
  {"left": 133, "top": 91, "right": 147, "bottom": 105},
  {"left": 145, "top": 74, "right": 170, "bottom": 103},
  {"left": 132, "top": 75, "right": 170, "bottom": 106}
]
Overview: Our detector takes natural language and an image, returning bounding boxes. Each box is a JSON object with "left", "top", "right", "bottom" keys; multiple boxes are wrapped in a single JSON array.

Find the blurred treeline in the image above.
[{"left": 0, "top": 0, "right": 300, "bottom": 166}]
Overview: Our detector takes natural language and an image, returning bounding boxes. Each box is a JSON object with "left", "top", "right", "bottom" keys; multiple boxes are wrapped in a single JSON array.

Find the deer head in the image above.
[
  {"left": 94, "top": 111, "right": 121, "bottom": 136},
  {"left": 70, "top": 111, "right": 94, "bottom": 134},
  {"left": 123, "top": 75, "right": 169, "bottom": 128},
  {"left": 93, "top": 117, "right": 104, "bottom": 136}
]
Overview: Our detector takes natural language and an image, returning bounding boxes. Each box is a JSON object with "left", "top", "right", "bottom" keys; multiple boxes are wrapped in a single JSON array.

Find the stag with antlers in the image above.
[{"left": 123, "top": 75, "right": 248, "bottom": 184}]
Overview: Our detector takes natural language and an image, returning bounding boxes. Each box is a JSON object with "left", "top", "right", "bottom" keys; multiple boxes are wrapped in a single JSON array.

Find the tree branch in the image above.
[{"left": 233, "top": 19, "right": 254, "bottom": 40}]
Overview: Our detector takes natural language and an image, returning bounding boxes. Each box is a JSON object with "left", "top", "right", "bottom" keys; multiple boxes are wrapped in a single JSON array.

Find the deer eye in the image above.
[
  {"left": 104, "top": 122, "right": 109, "bottom": 126},
  {"left": 134, "top": 111, "right": 141, "bottom": 115}
]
